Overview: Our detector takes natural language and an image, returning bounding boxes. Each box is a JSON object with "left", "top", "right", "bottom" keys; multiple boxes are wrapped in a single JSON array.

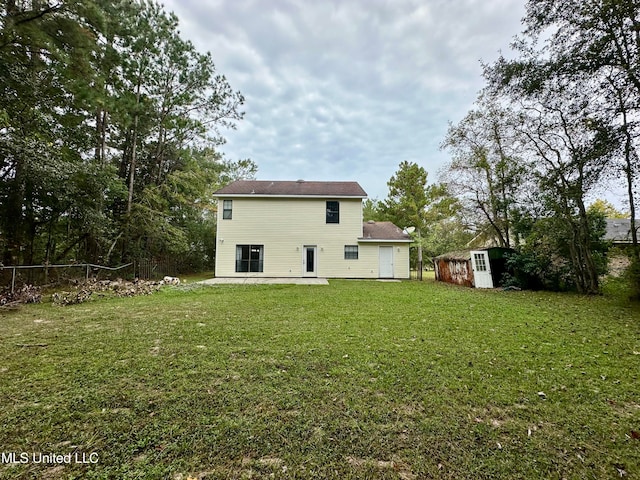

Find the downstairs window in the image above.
[
  {"left": 236, "top": 245, "right": 264, "bottom": 272},
  {"left": 344, "top": 245, "right": 359, "bottom": 259}
]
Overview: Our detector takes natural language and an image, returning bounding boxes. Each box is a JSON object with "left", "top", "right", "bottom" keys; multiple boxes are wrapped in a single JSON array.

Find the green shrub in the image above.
[{"left": 625, "top": 252, "right": 640, "bottom": 301}]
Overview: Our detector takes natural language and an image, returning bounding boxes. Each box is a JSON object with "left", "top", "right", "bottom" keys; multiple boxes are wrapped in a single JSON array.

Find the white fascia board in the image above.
[
  {"left": 357, "top": 238, "right": 413, "bottom": 243},
  {"left": 212, "top": 194, "right": 367, "bottom": 199}
]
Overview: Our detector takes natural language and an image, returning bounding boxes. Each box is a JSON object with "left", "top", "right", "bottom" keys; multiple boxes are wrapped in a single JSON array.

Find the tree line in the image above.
[
  {"left": 371, "top": 0, "right": 639, "bottom": 295},
  {"left": 3, "top": 0, "right": 638, "bottom": 294},
  {"left": 0, "top": 0, "right": 255, "bottom": 271}
]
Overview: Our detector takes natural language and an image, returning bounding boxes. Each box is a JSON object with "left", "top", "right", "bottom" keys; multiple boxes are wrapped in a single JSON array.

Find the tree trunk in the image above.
[
  {"left": 3, "top": 155, "right": 25, "bottom": 265},
  {"left": 607, "top": 74, "right": 638, "bottom": 250},
  {"left": 126, "top": 77, "right": 143, "bottom": 215},
  {"left": 417, "top": 228, "right": 423, "bottom": 280},
  {"left": 126, "top": 115, "right": 139, "bottom": 215},
  {"left": 95, "top": 109, "right": 108, "bottom": 162}
]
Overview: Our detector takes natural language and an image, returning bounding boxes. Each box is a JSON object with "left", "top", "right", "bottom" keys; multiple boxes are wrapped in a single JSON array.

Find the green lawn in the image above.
[{"left": 1, "top": 279, "right": 639, "bottom": 479}]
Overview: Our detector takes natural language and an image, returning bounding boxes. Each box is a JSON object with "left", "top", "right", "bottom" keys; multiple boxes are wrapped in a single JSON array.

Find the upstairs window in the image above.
[
  {"left": 223, "top": 200, "right": 233, "bottom": 219},
  {"left": 326, "top": 201, "right": 339, "bottom": 223}
]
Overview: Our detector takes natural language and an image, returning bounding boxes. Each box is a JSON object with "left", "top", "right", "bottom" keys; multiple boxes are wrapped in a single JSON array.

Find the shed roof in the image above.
[
  {"left": 359, "top": 221, "right": 412, "bottom": 242},
  {"left": 605, "top": 219, "right": 637, "bottom": 243},
  {"left": 214, "top": 180, "right": 367, "bottom": 197},
  {"left": 434, "top": 250, "right": 472, "bottom": 261},
  {"left": 433, "top": 247, "right": 515, "bottom": 261}
]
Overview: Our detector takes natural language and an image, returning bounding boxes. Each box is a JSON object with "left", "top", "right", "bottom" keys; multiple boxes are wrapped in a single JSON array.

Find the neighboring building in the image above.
[
  {"left": 213, "top": 180, "right": 412, "bottom": 279},
  {"left": 605, "top": 219, "right": 637, "bottom": 245},
  {"left": 433, "top": 247, "right": 514, "bottom": 289}
]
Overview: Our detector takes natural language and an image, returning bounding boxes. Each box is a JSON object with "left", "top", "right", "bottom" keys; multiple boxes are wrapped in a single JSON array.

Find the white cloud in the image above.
[{"left": 165, "top": 0, "right": 526, "bottom": 199}]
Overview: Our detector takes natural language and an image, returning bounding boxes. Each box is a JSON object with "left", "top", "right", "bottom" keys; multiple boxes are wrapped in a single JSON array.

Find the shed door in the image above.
[
  {"left": 470, "top": 250, "right": 493, "bottom": 288},
  {"left": 379, "top": 246, "right": 394, "bottom": 278}
]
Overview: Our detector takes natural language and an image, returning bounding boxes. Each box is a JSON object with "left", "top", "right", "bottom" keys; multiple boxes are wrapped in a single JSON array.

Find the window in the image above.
[
  {"left": 344, "top": 245, "right": 358, "bottom": 260},
  {"left": 326, "top": 201, "right": 339, "bottom": 223},
  {"left": 236, "top": 245, "right": 264, "bottom": 272},
  {"left": 473, "top": 253, "right": 487, "bottom": 272},
  {"left": 223, "top": 200, "right": 233, "bottom": 219}
]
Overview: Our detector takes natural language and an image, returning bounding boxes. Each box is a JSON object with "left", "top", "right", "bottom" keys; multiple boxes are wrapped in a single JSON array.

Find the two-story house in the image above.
[{"left": 213, "top": 180, "right": 411, "bottom": 279}]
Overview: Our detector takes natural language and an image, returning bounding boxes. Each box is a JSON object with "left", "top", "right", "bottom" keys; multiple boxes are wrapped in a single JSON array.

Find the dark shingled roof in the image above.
[
  {"left": 214, "top": 180, "right": 367, "bottom": 197},
  {"left": 360, "top": 221, "right": 412, "bottom": 241},
  {"left": 605, "top": 219, "right": 637, "bottom": 243}
]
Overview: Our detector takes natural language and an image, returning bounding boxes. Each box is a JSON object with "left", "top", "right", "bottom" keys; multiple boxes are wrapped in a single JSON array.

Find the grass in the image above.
[
  {"left": 180, "top": 271, "right": 216, "bottom": 283},
  {"left": 1, "top": 279, "right": 639, "bottom": 479}
]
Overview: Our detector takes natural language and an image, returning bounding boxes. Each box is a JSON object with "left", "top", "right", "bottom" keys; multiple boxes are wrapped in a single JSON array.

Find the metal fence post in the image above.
[{"left": 2, "top": 263, "right": 133, "bottom": 291}]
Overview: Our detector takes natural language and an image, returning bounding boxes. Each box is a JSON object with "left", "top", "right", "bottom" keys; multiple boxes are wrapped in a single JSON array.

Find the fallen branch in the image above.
[
  {"left": 0, "top": 285, "right": 42, "bottom": 307},
  {"left": 0, "top": 301, "right": 22, "bottom": 310},
  {"left": 15, "top": 343, "right": 48, "bottom": 348}
]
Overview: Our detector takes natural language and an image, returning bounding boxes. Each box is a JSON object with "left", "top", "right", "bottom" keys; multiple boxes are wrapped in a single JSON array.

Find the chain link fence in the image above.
[
  {"left": 1, "top": 259, "right": 181, "bottom": 293},
  {"left": 0, "top": 263, "right": 133, "bottom": 293}
]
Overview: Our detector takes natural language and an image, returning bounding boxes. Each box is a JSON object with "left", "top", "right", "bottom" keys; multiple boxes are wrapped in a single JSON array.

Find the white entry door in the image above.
[
  {"left": 470, "top": 250, "right": 494, "bottom": 288},
  {"left": 379, "top": 246, "right": 394, "bottom": 278},
  {"left": 303, "top": 246, "right": 317, "bottom": 277}
]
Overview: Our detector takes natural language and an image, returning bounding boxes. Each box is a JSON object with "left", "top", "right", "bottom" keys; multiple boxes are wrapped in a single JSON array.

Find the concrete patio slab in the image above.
[{"left": 199, "top": 277, "right": 329, "bottom": 285}]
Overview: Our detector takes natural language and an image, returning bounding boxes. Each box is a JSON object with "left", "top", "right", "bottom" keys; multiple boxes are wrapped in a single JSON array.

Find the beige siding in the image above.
[
  {"left": 216, "top": 197, "right": 361, "bottom": 277},
  {"left": 215, "top": 196, "right": 410, "bottom": 278},
  {"left": 356, "top": 243, "right": 410, "bottom": 279},
  {"left": 396, "top": 244, "right": 410, "bottom": 279}
]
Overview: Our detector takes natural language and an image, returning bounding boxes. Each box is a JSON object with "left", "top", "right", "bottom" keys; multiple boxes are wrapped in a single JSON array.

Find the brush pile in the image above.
[
  {"left": 0, "top": 285, "right": 42, "bottom": 308},
  {"left": 52, "top": 278, "right": 162, "bottom": 306}
]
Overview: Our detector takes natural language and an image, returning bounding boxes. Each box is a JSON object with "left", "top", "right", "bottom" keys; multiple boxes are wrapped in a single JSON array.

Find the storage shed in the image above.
[
  {"left": 433, "top": 250, "right": 474, "bottom": 287},
  {"left": 433, "top": 247, "right": 514, "bottom": 289}
]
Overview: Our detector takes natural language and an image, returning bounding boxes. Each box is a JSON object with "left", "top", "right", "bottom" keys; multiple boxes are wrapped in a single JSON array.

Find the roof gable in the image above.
[{"left": 214, "top": 180, "right": 367, "bottom": 197}]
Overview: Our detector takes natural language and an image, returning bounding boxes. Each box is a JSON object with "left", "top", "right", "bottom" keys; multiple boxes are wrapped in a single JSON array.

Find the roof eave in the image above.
[
  {"left": 212, "top": 193, "right": 367, "bottom": 199},
  {"left": 358, "top": 238, "right": 413, "bottom": 243}
]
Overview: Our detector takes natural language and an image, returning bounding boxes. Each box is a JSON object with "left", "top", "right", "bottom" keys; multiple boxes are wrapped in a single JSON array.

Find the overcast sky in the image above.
[{"left": 163, "top": 0, "right": 527, "bottom": 200}]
